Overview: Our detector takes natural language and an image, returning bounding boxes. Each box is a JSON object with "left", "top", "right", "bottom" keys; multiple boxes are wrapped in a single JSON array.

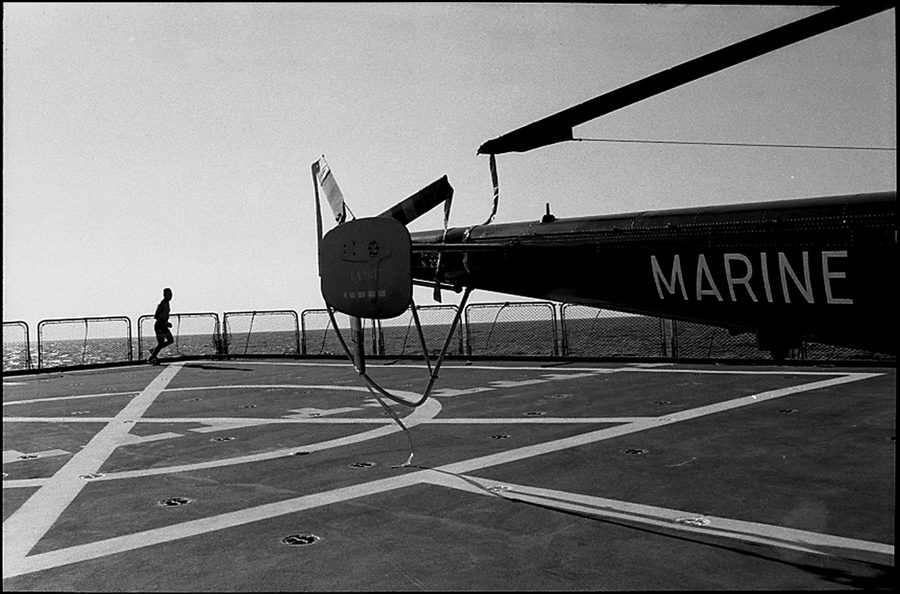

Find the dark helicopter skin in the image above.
[{"left": 410, "top": 191, "right": 896, "bottom": 357}]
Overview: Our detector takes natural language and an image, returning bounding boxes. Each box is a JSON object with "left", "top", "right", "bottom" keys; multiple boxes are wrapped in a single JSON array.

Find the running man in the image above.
[{"left": 148, "top": 287, "right": 174, "bottom": 365}]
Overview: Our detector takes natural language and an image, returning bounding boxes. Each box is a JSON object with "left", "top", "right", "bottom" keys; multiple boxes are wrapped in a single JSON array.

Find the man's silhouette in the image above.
[{"left": 148, "top": 288, "right": 174, "bottom": 365}]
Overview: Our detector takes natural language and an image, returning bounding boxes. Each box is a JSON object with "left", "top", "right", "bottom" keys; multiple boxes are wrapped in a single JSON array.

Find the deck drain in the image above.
[
  {"left": 293, "top": 451, "right": 311, "bottom": 456},
  {"left": 240, "top": 404, "right": 257, "bottom": 409},
  {"left": 675, "top": 517, "right": 710, "bottom": 527},
  {"left": 158, "top": 497, "right": 192, "bottom": 507},
  {"left": 348, "top": 461, "right": 376, "bottom": 468},
  {"left": 544, "top": 394, "right": 571, "bottom": 400},
  {"left": 17, "top": 454, "right": 39, "bottom": 460},
  {"left": 654, "top": 400, "right": 672, "bottom": 405},
  {"left": 487, "top": 485, "right": 511, "bottom": 493},
  {"left": 185, "top": 397, "right": 203, "bottom": 401},
  {"left": 622, "top": 448, "right": 649, "bottom": 455},
  {"left": 210, "top": 436, "right": 235, "bottom": 442},
  {"left": 490, "top": 434, "right": 511, "bottom": 439},
  {"left": 282, "top": 534, "right": 320, "bottom": 546},
  {"left": 79, "top": 473, "right": 104, "bottom": 480},
  {"left": 524, "top": 411, "right": 545, "bottom": 417},
  {"left": 71, "top": 411, "right": 90, "bottom": 415},
  {"left": 778, "top": 408, "right": 798, "bottom": 414}
]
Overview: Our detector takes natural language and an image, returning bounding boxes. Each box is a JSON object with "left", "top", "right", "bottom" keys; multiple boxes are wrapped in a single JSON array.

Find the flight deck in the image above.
[{"left": 2, "top": 359, "right": 894, "bottom": 590}]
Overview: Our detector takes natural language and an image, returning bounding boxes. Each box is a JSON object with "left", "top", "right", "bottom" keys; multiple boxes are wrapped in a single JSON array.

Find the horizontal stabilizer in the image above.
[{"left": 379, "top": 176, "right": 453, "bottom": 226}]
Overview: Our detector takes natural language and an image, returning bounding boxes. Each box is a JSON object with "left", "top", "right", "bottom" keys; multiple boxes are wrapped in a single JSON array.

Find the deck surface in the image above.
[{"left": 2, "top": 358, "right": 895, "bottom": 590}]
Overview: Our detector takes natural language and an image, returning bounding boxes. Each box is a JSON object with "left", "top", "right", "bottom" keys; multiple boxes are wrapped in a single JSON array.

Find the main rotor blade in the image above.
[
  {"left": 378, "top": 175, "right": 453, "bottom": 226},
  {"left": 478, "top": 5, "right": 892, "bottom": 155}
]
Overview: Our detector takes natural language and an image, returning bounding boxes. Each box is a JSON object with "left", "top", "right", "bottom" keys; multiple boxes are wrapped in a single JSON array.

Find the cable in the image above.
[
  {"left": 482, "top": 302, "right": 509, "bottom": 355},
  {"left": 574, "top": 137, "right": 896, "bottom": 151},
  {"left": 325, "top": 288, "right": 474, "bottom": 466},
  {"left": 81, "top": 319, "right": 89, "bottom": 365},
  {"left": 243, "top": 311, "right": 256, "bottom": 355},
  {"left": 399, "top": 312, "right": 415, "bottom": 356},
  {"left": 317, "top": 317, "right": 333, "bottom": 355}
]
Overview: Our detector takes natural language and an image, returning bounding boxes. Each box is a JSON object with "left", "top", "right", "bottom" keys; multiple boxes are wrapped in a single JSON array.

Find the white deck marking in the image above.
[
  {"left": 0, "top": 364, "right": 854, "bottom": 408},
  {"left": 2, "top": 363, "right": 184, "bottom": 579},
  {"left": 3, "top": 391, "right": 140, "bottom": 406},
  {"left": 2, "top": 369, "right": 889, "bottom": 578},
  {"left": 283, "top": 406, "right": 363, "bottom": 418},
  {"left": 4, "top": 416, "right": 393, "bottom": 424},
  {"left": 1, "top": 478, "right": 45, "bottom": 488},
  {"left": 4, "top": 416, "right": 650, "bottom": 426},
  {"left": 188, "top": 419, "right": 274, "bottom": 433},
  {"left": 8, "top": 472, "right": 431, "bottom": 577},
  {"left": 436, "top": 373, "right": 883, "bottom": 475},
  {"left": 119, "top": 432, "right": 183, "bottom": 445},
  {"left": 2, "top": 450, "right": 70, "bottom": 464},
  {"left": 626, "top": 362, "right": 673, "bottom": 368},
  {"left": 0, "top": 384, "right": 410, "bottom": 408},
  {"left": 182, "top": 359, "right": 891, "bottom": 377},
  {"left": 423, "top": 417, "right": 651, "bottom": 424},
  {"left": 70, "top": 397, "right": 441, "bottom": 482},
  {"left": 425, "top": 474, "right": 895, "bottom": 565},
  {"left": 431, "top": 387, "right": 495, "bottom": 397},
  {"left": 161, "top": 384, "right": 421, "bottom": 399}
]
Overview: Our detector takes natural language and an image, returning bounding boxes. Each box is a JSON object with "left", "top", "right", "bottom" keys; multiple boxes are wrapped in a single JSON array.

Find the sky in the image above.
[{"left": 3, "top": 3, "right": 896, "bottom": 331}]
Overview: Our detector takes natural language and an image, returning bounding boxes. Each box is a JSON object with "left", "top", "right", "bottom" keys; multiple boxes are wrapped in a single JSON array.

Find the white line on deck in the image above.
[
  {"left": 2, "top": 363, "right": 184, "bottom": 579},
  {"left": 3, "top": 416, "right": 649, "bottom": 425},
  {"left": 2, "top": 449, "right": 70, "bottom": 464},
  {"left": 2, "top": 391, "right": 141, "bottom": 406},
  {"left": 3, "top": 370, "right": 888, "bottom": 578},
  {"left": 219, "top": 360, "right": 880, "bottom": 375},
  {"left": 422, "top": 417, "right": 651, "bottom": 424},
  {"left": 70, "top": 397, "right": 442, "bottom": 482},
  {"left": 426, "top": 474, "right": 895, "bottom": 565},
  {"left": 436, "top": 374, "right": 883, "bottom": 475}
]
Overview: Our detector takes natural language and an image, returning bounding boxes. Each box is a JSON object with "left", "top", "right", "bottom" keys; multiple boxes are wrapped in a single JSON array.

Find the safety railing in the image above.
[
  {"left": 377, "top": 305, "right": 464, "bottom": 357},
  {"left": 37, "top": 317, "right": 133, "bottom": 369},
  {"left": 560, "top": 305, "right": 671, "bottom": 358},
  {"left": 465, "top": 301, "right": 559, "bottom": 357},
  {"left": 3, "top": 302, "right": 894, "bottom": 373},
  {"left": 670, "top": 320, "right": 766, "bottom": 359},
  {"left": 223, "top": 310, "right": 300, "bottom": 355},
  {"left": 3, "top": 321, "right": 33, "bottom": 371},
  {"left": 138, "top": 312, "right": 221, "bottom": 359},
  {"left": 301, "top": 309, "right": 382, "bottom": 356}
]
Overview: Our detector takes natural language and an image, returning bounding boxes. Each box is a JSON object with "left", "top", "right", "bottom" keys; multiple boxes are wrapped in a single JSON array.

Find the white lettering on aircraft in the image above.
[
  {"left": 651, "top": 251, "right": 852, "bottom": 305},
  {"left": 821, "top": 251, "right": 854, "bottom": 305},
  {"left": 342, "top": 290, "right": 387, "bottom": 300},
  {"left": 696, "top": 254, "right": 723, "bottom": 301}
]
